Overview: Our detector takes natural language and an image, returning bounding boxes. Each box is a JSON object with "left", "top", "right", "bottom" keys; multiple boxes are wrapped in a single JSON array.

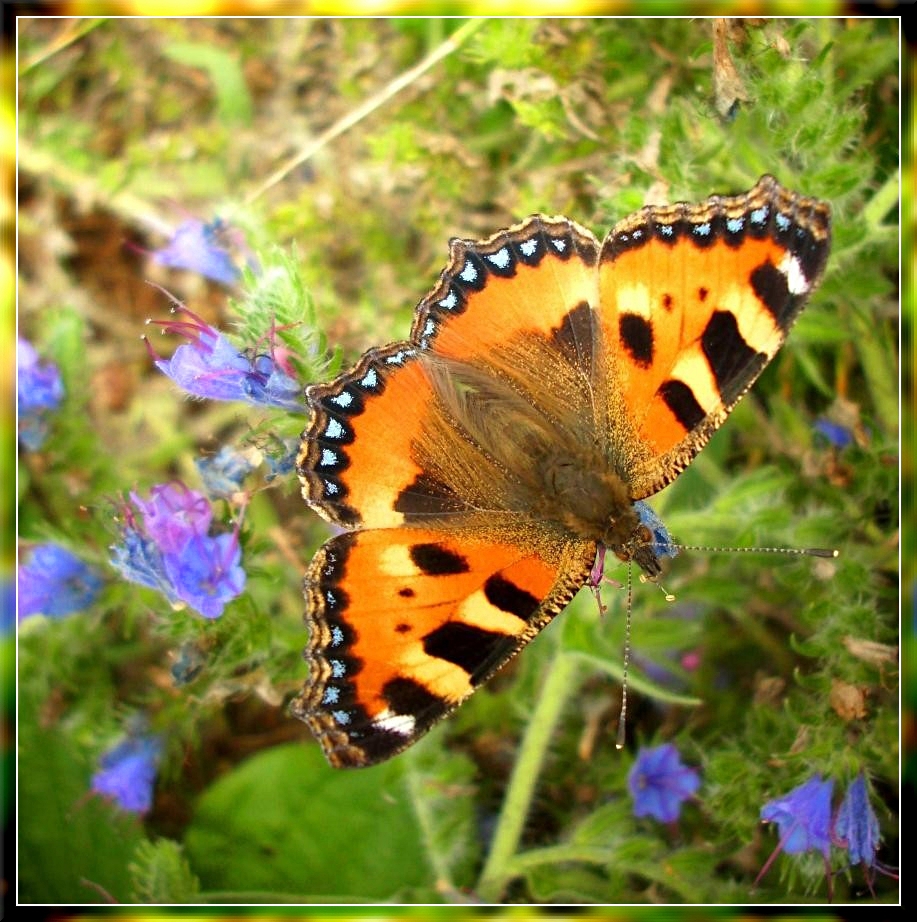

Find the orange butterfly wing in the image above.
[
  {"left": 290, "top": 528, "right": 592, "bottom": 767},
  {"left": 598, "top": 175, "right": 831, "bottom": 498}
]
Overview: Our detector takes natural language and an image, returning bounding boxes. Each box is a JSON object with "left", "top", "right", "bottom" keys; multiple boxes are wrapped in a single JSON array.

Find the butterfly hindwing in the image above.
[{"left": 291, "top": 527, "right": 595, "bottom": 767}]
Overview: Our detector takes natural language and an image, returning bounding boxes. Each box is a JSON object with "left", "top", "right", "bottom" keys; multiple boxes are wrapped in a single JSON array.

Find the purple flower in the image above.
[
  {"left": 835, "top": 773, "right": 880, "bottom": 868},
  {"left": 814, "top": 418, "right": 854, "bottom": 449},
  {"left": 628, "top": 743, "right": 701, "bottom": 823},
  {"left": 145, "top": 305, "right": 303, "bottom": 411},
  {"left": 18, "top": 544, "right": 103, "bottom": 620},
  {"left": 760, "top": 774, "right": 834, "bottom": 858},
  {"left": 195, "top": 445, "right": 258, "bottom": 498},
  {"left": 91, "top": 734, "right": 162, "bottom": 813},
  {"left": 150, "top": 218, "right": 241, "bottom": 285},
  {"left": 130, "top": 482, "right": 213, "bottom": 555},
  {"left": 17, "top": 337, "right": 64, "bottom": 449},
  {"left": 110, "top": 483, "right": 245, "bottom": 619},
  {"left": 161, "top": 530, "right": 245, "bottom": 620},
  {"left": 2, "top": 580, "right": 16, "bottom": 634}
]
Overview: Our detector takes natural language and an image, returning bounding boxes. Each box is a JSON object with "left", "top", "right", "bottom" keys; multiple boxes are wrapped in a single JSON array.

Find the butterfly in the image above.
[{"left": 290, "top": 175, "right": 832, "bottom": 768}]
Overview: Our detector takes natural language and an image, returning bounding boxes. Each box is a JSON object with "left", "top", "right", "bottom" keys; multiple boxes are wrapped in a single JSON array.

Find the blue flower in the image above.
[
  {"left": 814, "top": 418, "right": 854, "bottom": 449},
  {"left": 756, "top": 774, "right": 836, "bottom": 895},
  {"left": 628, "top": 743, "right": 701, "bottom": 823},
  {"left": 263, "top": 436, "right": 299, "bottom": 481},
  {"left": 110, "top": 484, "right": 245, "bottom": 620},
  {"left": 151, "top": 218, "right": 241, "bottom": 285},
  {"left": 835, "top": 773, "right": 880, "bottom": 868},
  {"left": 91, "top": 734, "right": 162, "bottom": 814},
  {"left": 240, "top": 351, "right": 303, "bottom": 411},
  {"left": 162, "top": 530, "right": 245, "bottom": 620},
  {"left": 195, "top": 445, "right": 258, "bottom": 498},
  {"left": 17, "top": 337, "right": 64, "bottom": 450},
  {"left": 17, "top": 544, "right": 103, "bottom": 620},
  {"left": 145, "top": 305, "right": 303, "bottom": 411},
  {"left": 171, "top": 640, "right": 206, "bottom": 686},
  {"left": 760, "top": 774, "right": 834, "bottom": 857},
  {"left": 2, "top": 580, "right": 16, "bottom": 634},
  {"left": 109, "top": 521, "right": 178, "bottom": 604}
]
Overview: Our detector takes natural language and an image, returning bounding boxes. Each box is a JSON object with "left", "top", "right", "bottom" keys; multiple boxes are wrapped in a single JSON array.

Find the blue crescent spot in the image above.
[
  {"left": 324, "top": 418, "right": 345, "bottom": 440},
  {"left": 439, "top": 289, "right": 458, "bottom": 310},
  {"left": 459, "top": 260, "right": 478, "bottom": 283},
  {"left": 487, "top": 247, "right": 511, "bottom": 269}
]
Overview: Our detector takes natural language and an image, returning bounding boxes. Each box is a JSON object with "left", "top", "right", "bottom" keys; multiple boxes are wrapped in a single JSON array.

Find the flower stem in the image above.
[{"left": 476, "top": 650, "right": 582, "bottom": 902}]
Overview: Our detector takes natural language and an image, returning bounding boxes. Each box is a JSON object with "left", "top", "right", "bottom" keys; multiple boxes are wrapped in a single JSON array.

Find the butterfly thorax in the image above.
[{"left": 532, "top": 449, "right": 660, "bottom": 576}]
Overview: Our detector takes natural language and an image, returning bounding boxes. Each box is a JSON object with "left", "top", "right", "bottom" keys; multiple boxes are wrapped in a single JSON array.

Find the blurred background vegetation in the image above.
[{"left": 15, "top": 17, "right": 899, "bottom": 904}]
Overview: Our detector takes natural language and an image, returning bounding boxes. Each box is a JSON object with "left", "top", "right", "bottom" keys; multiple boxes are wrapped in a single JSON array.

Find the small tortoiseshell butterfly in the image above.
[{"left": 291, "top": 175, "right": 832, "bottom": 768}]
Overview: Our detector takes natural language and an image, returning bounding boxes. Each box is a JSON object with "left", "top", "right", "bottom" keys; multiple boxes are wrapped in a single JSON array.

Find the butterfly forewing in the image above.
[{"left": 599, "top": 175, "right": 831, "bottom": 499}]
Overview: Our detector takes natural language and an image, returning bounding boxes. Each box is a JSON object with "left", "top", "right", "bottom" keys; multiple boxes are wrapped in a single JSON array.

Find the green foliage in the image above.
[
  {"left": 129, "top": 839, "right": 202, "bottom": 903},
  {"left": 184, "top": 744, "right": 432, "bottom": 900},
  {"left": 161, "top": 42, "right": 254, "bottom": 126},
  {"left": 18, "top": 691, "right": 146, "bottom": 903},
  {"left": 16, "top": 16, "right": 898, "bottom": 905}
]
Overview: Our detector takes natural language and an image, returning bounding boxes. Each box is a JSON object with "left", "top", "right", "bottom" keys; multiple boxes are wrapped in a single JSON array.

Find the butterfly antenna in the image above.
[{"left": 672, "top": 544, "right": 839, "bottom": 560}]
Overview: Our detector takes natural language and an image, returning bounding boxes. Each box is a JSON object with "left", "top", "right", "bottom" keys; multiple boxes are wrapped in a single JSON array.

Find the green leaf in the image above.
[
  {"left": 184, "top": 742, "right": 432, "bottom": 901},
  {"left": 129, "top": 838, "right": 201, "bottom": 903},
  {"left": 524, "top": 861, "right": 615, "bottom": 903},
  {"left": 402, "top": 741, "right": 481, "bottom": 892},
  {"left": 18, "top": 716, "right": 145, "bottom": 903},
  {"left": 162, "top": 42, "right": 252, "bottom": 125}
]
